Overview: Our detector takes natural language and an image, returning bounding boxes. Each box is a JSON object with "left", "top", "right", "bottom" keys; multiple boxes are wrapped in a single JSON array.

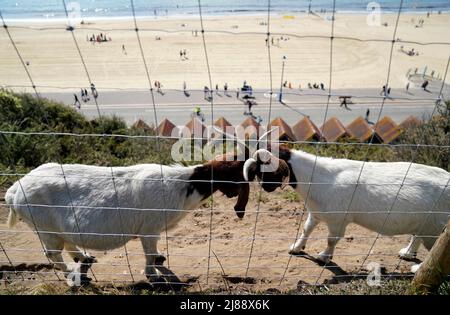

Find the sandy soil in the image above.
[
  {"left": 0, "top": 185, "right": 427, "bottom": 293},
  {"left": 1, "top": 13, "right": 449, "bottom": 93}
]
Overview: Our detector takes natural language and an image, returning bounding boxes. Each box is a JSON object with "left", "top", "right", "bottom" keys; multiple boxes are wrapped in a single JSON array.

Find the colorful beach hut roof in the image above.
[
  {"left": 267, "top": 117, "right": 295, "bottom": 141},
  {"left": 399, "top": 115, "right": 421, "bottom": 130},
  {"left": 211, "top": 116, "right": 234, "bottom": 139},
  {"left": 132, "top": 119, "right": 152, "bottom": 131},
  {"left": 292, "top": 117, "right": 322, "bottom": 141},
  {"left": 157, "top": 118, "right": 177, "bottom": 137},
  {"left": 238, "top": 117, "right": 263, "bottom": 139},
  {"left": 184, "top": 117, "right": 206, "bottom": 139},
  {"left": 321, "top": 117, "right": 347, "bottom": 142},
  {"left": 346, "top": 116, "right": 377, "bottom": 142},
  {"left": 375, "top": 116, "right": 402, "bottom": 143},
  {"left": 214, "top": 116, "right": 234, "bottom": 132}
]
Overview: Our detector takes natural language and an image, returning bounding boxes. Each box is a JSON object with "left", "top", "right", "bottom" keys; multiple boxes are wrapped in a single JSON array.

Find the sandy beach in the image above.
[{"left": 1, "top": 12, "right": 449, "bottom": 92}]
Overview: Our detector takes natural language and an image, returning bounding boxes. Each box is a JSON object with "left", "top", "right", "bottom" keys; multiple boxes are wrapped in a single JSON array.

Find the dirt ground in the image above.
[{"left": 0, "top": 185, "right": 426, "bottom": 293}]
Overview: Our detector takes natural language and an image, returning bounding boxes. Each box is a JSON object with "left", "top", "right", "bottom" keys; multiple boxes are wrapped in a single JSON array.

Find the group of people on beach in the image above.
[
  {"left": 279, "top": 81, "right": 326, "bottom": 91},
  {"left": 87, "top": 33, "right": 111, "bottom": 43},
  {"left": 307, "top": 82, "right": 325, "bottom": 90},
  {"left": 179, "top": 49, "right": 188, "bottom": 60},
  {"left": 400, "top": 46, "right": 419, "bottom": 57},
  {"left": 154, "top": 81, "right": 163, "bottom": 94},
  {"left": 266, "top": 36, "right": 290, "bottom": 47}
]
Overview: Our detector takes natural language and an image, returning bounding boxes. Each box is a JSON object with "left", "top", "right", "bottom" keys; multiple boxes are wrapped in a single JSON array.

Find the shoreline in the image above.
[{"left": 2, "top": 10, "right": 447, "bottom": 25}]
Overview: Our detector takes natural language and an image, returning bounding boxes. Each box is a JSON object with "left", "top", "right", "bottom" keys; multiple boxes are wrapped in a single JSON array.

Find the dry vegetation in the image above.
[{"left": 0, "top": 91, "right": 449, "bottom": 294}]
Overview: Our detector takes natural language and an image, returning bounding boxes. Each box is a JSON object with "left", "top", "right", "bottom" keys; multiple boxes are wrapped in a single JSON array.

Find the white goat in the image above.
[
  {"left": 5, "top": 161, "right": 243, "bottom": 278},
  {"left": 6, "top": 155, "right": 286, "bottom": 283},
  {"left": 244, "top": 145, "right": 450, "bottom": 263}
]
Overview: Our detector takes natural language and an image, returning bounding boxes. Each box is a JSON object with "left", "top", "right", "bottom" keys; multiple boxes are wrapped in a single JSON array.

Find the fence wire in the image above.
[{"left": 0, "top": 0, "right": 449, "bottom": 293}]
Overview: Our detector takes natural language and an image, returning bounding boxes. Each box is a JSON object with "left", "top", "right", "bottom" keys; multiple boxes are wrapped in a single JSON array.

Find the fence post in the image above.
[{"left": 410, "top": 220, "right": 450, "bottom": 294}]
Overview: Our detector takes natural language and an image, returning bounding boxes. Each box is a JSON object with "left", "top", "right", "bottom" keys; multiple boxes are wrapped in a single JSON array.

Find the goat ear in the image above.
[
  {"left": 243, "top": 158, "right": 258, "bottom": 181},
  {"left": 234, "top": 183, "right": 249, "bottom": 219}
]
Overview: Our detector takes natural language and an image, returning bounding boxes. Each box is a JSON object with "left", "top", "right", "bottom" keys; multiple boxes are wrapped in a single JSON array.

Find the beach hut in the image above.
[
  {"left": 184, "top": 117, "right": 206, "bottom": 140},
  {"left": 157, "top": 118, "right": 178, "bottom": 138},
  {"left": 346, "top": 116, "right": 381, "bottom": 143},
  {"left": 267, "top": 117, "right": 295, "bottom": 141},
  {"left": 399, "top": 115, "right": 421, "bottom": 131},
  {"left": 213, "top": 116, "right": 234, "bottom": 137},
  {"left": 238, "top": 116, "right": 263, "bottom": 140},
  {"left": 292, "top": 117, "right": 322, "bottom": 142},
  {"left": 374, "top": 116, "right": 402, "bottom": 143},
  {"left": 132, "top": 119, "right": 152, "bottom": 132},
  {"left": 320, "top": 117, "right": 347, "bottom": 142}
]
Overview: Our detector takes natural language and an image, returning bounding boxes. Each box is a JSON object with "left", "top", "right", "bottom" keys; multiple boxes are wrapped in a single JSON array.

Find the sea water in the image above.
[{"left": 1, "top": 0, "right": 449, "bottom": 22}]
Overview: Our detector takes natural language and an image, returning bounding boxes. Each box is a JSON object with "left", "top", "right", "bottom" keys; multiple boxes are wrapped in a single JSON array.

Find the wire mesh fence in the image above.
[{"left": 0, "top": 0, "right": 449, "bottom": 293}]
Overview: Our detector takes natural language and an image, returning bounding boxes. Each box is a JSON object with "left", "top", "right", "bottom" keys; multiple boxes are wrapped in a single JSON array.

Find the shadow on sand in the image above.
[{"left": 291, "top": 250, "right": 421, "bottom": 286}]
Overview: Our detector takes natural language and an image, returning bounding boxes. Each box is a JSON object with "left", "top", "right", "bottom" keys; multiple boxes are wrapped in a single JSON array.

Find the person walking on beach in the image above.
[
  {"left": 74, "top": 94, "right": 81, "bottom": 109},
  {"left": 224, "top": 83, "right": 228, "bottom": 94},
  {"left": 180, "top": 50, "right": 183, "bottom": 60},
  {"left": 422, "top": 80, "right": 429, "bottom": 91},
  {"left": 157, "top": 81, "right": 163, "bottom": 94},
  {"left": 122, "top": 44, "right": 127, "bottom": 55},
  {"left": 387, "top": 87, "right": 391, "bottom": 95},
  {"left": 380, "top": 85, "right": 386, "bottom": 96},
  {"left": 90, "top": 83, "right": 98, "bottom": 99},
  {"left": 236, "top": 88, "right": 240, "bottom": 99},
  {"left": 365, "top": 108, "right": 374, "bottom": 125},
  {"left": 215, "top": 84, "right": 219, "bottom": 94},
  {"left": 406, "top": 82, "right": 410, "bottom": 92},
  {"left": 183, "top": 81, "right": 187, "bottom": 92}
]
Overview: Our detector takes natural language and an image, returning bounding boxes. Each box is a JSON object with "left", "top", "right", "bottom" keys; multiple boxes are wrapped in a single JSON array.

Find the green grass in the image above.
[{"left": 282, "top": 190, "right": 300, "bottom": 202}]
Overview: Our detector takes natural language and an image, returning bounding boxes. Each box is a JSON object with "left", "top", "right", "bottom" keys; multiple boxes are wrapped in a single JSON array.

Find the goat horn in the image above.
[
  {"left": 243, "top": 158, "right": 257, "bottom": 181},
  {"left": 257, "top": 127, "right": 278, "bottom": 145}
]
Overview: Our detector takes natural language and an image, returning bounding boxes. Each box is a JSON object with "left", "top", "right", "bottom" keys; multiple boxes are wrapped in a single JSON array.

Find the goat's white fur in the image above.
[
  {"left": 278, "top": 149, "right": 449, "bottom": 263},
  {"left": 5, "top": 162, "right": 214, "bottom": 280}
]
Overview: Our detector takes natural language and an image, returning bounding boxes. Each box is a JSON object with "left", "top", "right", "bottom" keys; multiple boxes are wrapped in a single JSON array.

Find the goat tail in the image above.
[
  {"left": 7, "top": 207, "right": 18, "bottom": 228},
  {"left": 5, "top": 182, "right": 18, "bottom": 228}
]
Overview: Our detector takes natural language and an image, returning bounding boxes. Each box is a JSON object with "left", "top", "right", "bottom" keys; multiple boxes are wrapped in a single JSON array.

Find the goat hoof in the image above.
[
  {"left": 288, "top": 244, "right": 306, "bottom": 255},
  {"left": 410, "top": 263, "right": 422, "bottom": 273},
  {"left": 398, "top": 248, "right": 416, "bottom": 261},
  {"left": 317, "top": 252, "right": 332, "bottom": 264},
  {"left": 289, "top": 248, "right": 305, "bottom": 255},
  {"left": 80, "top": 274, "right": 92, "bottom": 285}
]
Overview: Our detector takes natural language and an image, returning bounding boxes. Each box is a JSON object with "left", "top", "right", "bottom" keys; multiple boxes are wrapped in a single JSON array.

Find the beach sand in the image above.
[
  {"left": 0, "top": 185, "right": 425, "bottom": 292},
  {"left": 1, "top": 12, "right": 449, "bottom": 93}
]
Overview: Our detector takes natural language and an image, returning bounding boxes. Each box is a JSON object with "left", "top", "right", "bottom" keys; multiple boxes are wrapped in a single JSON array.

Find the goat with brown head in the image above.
[
  {"left": 243, "top": 149, "right": 290, "bottom": 193},
  {"left": 188, "top": 152, "right": 289, "bottom": 219}
]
